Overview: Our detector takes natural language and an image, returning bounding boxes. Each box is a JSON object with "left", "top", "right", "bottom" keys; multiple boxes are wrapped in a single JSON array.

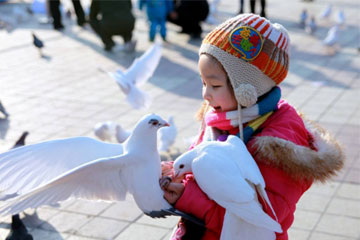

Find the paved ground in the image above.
[{"left": 0, "top": 0, "right": 359, "bottom": 239}]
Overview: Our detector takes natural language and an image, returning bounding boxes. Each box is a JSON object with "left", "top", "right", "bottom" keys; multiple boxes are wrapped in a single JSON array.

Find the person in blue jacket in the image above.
[{"left": 140, "top": 0, "right": 173, "bottom": 42}]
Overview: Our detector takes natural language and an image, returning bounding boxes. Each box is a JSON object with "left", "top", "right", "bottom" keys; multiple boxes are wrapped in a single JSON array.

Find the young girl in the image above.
[{"left": 161, "top": 13, "right": 344, "bottom": 240}]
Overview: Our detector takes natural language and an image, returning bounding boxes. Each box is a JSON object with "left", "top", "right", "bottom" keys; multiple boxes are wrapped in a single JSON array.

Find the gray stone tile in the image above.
[
  {"left": 114, "top": 223, "right": 169, "bottom": 240},
  {"left": 292, "top": 210, "right": 321, "bottom": 230},
  {"left": 40, "top": 212, "right": 91, "bottom": 234},
  {"left": 100, "top": 201, "right": 143, "bottom": 222},
  {"left": 287, "top": 228, "right": 310, "bottom": 240},
  {"left": 64, "top": 199, "right": 111, "bottom": 216},
  {"left": 327, "top": 198, "right": 360, "bottom": 218},
  {"left": 315, "top": 214, "right": 360, "bottom": 238},
  {"left": 336, "top": 182, "right": 360, "bottom": 200},
  {"left": 29, "top": 228, "right": 68, "bottom": 240},
  {"left": 136, "top": 214, "right": 180, "bottom": 228},
  {"left": 309, "top": 232, "right": 356, "bottom": 240},
  {"left": 77, "top": 217, "right": 128, "bottom": 239}
]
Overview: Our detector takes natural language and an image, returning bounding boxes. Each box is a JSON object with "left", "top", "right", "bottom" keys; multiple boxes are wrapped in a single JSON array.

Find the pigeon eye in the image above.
[
  {"left": 148, "top": 119, "right": 159, "bottom": 126},
  {"left": 179, "top": 164, "right": 184, "bottom": 169}
]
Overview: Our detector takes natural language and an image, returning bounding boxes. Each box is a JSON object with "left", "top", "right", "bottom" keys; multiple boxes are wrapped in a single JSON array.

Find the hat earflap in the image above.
[{"left": 234, "top": 83, "right": 258, "bottom": 108}]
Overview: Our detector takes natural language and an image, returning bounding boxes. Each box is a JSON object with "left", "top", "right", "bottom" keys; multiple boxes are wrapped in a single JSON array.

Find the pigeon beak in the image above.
[{"left": 163, "top": 122, "right": 170, "bottom": 127}]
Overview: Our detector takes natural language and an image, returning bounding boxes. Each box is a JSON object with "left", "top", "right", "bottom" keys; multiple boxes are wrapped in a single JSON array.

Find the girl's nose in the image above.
[{"left": 203, "top": 87, "right": 211, "bottom": 101}]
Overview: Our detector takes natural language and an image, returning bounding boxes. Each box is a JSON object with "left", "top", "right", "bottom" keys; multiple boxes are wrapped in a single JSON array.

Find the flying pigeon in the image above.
[
  {"left": 335, "top": 10, "right": 345, "bottom": 26},
  {"left": 158, "top": 116, "right": 177, "bottom": 152},
  {"left": 320, "top": 4, "right": 332, "bottom": 19},
  {"left": 306, "top": 16, "right": 317, "bottom": 35},
  {"left": 93, "top": 121, "right": 116, "bottom": 142},
  {"left": 106, "top": 43, "right": 162, "bottom": 109},
  {"left": 0, "top": 114, "right": 177, "bottom": 217},
  {"left": 31, "top": 32, "right": 44, "bottom": 57},
  {"left": 173, "top": 136, "right": 282, "bottom": 240},
  {"left": 115, "top": 124, "right": 131, "bottom": 144},
  {"left": 5, "top": 132, "right": 33, "bottom": 240},
  {"left": 299, "top": 9, "right": 308, "bottom": 28},
  {"left": 0, "top": 101, "right": 9, "bottom": 118}
]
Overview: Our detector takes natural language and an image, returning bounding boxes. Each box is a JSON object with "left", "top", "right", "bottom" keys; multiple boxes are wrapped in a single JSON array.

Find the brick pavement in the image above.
[{"left": 0, "top": 0, "right": 359, "bottom": 239}]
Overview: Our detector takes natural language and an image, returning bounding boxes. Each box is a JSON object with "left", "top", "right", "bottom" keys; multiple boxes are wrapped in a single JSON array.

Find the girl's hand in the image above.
[{"left": 159, "top": 176, "right": 185, "bottom": 204}]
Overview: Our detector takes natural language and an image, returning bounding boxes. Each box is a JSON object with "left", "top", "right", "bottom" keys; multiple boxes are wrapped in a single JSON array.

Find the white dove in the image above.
[
  {"left": 115, "top": 124, "right": 131, "bottom": 143},
  {"left": 0, "top": 114, "right": 175, "bottom": 216},
  {"left": 336, "top": 10, "right": 345, "bottom": 26},
  {"left": 305, "top": 16, "right": 317, "bottom": 35},
  {"left": 107, "top": 43, "right": 162, "bottom": 110},
  {"left": 93, "top": 121, "right": 116, "bottom": 142},
  {"left": 320, "top": 4, "right": 332, "bottom": 19},
  {"left": 158, "top": 116, "right": 177, "bottom": 152},
  {"left": 323, "top": 25, "right": 340, "bottom": 46},
  {"left": 173, "top": 136, "right": 282, "bottom": 240}
]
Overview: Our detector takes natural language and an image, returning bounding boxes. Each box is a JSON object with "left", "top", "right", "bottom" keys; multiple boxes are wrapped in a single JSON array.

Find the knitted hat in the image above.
[{"left": 199, "top": 13, "right": 290, "bottom": 108}]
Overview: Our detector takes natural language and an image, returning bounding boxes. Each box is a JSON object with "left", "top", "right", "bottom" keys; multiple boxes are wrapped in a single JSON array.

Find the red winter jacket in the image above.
[{"left": 173, "top": 100, "right": 344, "bottom": 240}]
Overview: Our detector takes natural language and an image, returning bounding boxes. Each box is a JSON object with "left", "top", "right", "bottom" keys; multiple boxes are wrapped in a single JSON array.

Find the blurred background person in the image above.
[
  {"left": 239, "top": 0, "right": 267, "bottom": 17},
  {"left": 48, "top": 0, "right": 86, "bottom": 30},
  {"left": 89, "top": 0, "right": 136, "bottom": 52},
  {"left": 139, "top": 0, "right": 173, "bottom": 42},
  {"left": 167, "top": 0, "right": 209, "bottom": 39}
]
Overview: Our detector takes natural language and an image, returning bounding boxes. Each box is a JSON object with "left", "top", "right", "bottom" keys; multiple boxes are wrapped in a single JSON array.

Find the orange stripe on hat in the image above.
[{"left": 251, "top": 51, "right": 270, "bottom": 72}]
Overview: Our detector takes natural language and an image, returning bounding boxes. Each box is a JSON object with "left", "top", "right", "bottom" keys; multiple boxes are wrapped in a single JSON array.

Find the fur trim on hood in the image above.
[{"left": 253, "top": 118, "right": 345, "bottom": 182}]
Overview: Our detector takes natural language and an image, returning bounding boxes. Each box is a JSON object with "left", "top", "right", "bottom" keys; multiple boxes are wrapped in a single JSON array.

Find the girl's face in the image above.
[{"left": 198, "top": 54, "right": 238, "bottom": 113}]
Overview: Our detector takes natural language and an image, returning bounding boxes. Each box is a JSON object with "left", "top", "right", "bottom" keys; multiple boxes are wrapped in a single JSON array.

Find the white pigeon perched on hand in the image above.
[
  {"left": 107, "top": 43, "right": 162, "bottom": 110},
  {"left": 173, "top": 136, "right": 282, "bottom": 240},
  {"left": 158, "top": 116, "right": 177, "bottom": 152},
  {"left": 0, "top": 114, "right": 177, "bottom": 217},
  {"left": 93, "top": 121, "right": 116, "bottom": 142}
]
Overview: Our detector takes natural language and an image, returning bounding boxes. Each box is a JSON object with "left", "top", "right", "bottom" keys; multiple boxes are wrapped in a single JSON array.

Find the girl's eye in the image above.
[{"left": 212, "top": 85, "right": 221, "bottom": 88}]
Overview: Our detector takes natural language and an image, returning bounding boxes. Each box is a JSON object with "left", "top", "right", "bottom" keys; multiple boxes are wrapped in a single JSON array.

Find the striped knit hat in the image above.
[{"left": 199, "top": 13, "right": 290, "bottom": 108}]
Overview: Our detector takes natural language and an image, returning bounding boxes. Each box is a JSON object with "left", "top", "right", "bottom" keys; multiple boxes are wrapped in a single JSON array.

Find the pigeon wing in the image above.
[
  {"left": 0, "top": 137, "right": 123, "bottom": 196},
  {"left": 125, "top": 84, "right": 152, "bottom": 109},
  {"left": 124, "top": 43, "right": 162, "bottom": 86},
  {"left": 0, "top": 154, "right": 133, "bottom": 216}
]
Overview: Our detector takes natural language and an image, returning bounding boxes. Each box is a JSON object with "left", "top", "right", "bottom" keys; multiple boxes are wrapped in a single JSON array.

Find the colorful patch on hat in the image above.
[{"left": 229, "top": 26, "right": 263, "bottom": 61}]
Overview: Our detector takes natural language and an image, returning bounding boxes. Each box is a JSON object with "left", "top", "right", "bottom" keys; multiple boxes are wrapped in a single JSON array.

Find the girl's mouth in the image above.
[{"left": 213, "top": 106, "right": 221, "bottom": 112}]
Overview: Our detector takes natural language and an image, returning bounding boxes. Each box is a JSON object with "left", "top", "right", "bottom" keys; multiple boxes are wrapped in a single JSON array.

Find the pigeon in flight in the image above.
[
  {"left": 158, "top": 116, "right": 177, "bottom": 152},
  {"left": 173, "top": 136, "right": 282, "bottom": 240},
  {"left": 107, "top": 43, "right": 162, "bottom": 109},
  {"left": 31, "top": 32, "right": 44, "bottom": 57},
  {"left": 0, "top": 114, "right": 176, "bottom": 217},
  {"left": 0, "top": 101, "right": 9, "bottom": 118}
]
